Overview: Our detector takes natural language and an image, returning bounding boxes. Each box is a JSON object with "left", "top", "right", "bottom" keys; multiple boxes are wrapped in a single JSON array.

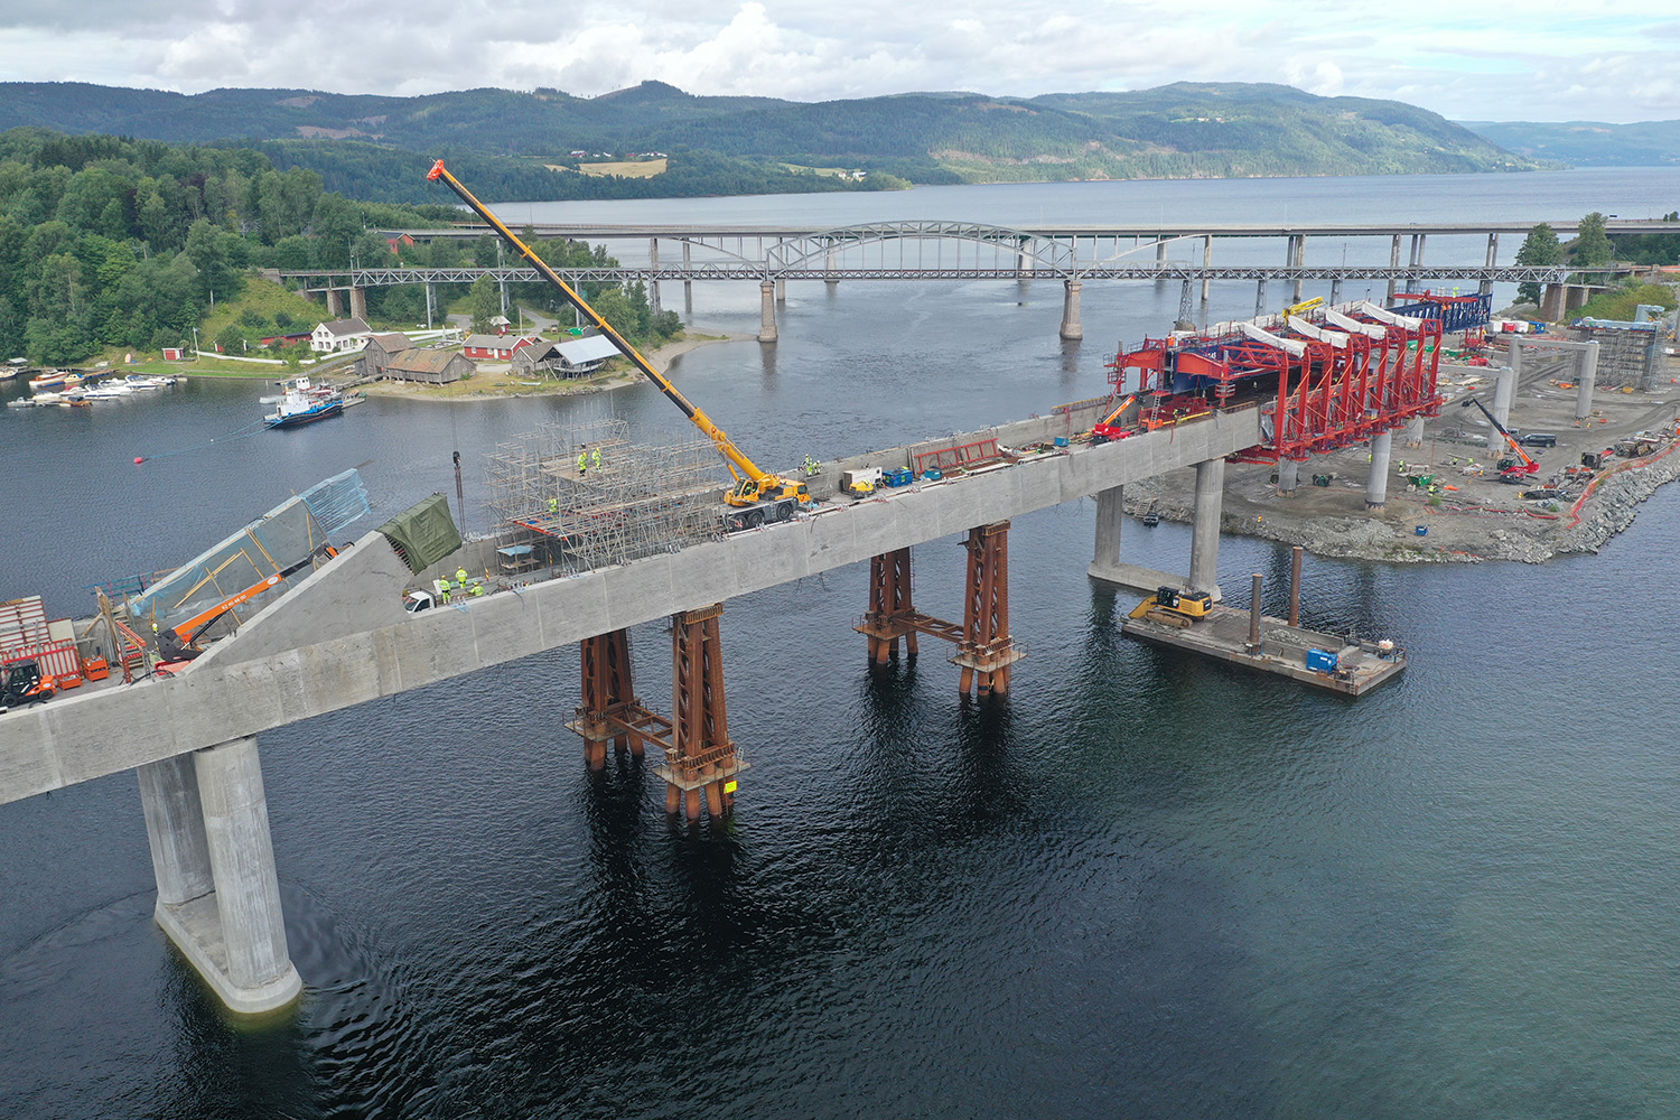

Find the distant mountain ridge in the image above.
[
  {"left": 1458, "top": 119, "right": 1680, "bottom": 167},
  {"left": 0, "top": 80, "right": 1540, "bottom": 202}
]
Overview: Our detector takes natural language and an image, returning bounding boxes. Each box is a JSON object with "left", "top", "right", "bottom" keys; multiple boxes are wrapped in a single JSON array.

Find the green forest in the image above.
[{"left": 0, "top": 128, "right": 684, "bottom": 365}]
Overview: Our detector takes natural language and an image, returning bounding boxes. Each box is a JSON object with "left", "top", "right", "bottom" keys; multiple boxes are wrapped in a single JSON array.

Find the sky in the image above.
[{"left": 1, "top": 0, "right": 1674, "bottom": 124}]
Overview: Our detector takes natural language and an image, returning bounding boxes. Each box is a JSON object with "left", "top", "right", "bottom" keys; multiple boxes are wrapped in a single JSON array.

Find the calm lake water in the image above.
[{"left": 3, "top": 168, "right": 1680, "bottom": 1118}]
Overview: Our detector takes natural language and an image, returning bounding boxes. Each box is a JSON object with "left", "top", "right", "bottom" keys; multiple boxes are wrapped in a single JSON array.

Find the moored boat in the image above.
[{"left": 264, "top": 376, "right": 345, "bottom": 429}]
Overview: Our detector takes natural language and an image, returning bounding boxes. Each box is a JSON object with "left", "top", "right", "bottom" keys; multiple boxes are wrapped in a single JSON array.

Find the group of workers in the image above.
[
  {"left": 576, "top": 446, "right": 603, "bottom": 475},
  {"left": 438, "top": 566, "right": 485, "bottom": 604}
]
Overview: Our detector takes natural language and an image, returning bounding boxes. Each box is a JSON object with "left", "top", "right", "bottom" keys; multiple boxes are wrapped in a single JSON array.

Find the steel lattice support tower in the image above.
[
  {"left": 576, "top": 629, "right": 637, "bottom": 769},
  {"left": 661, "top": 605, "right": 743, "bottom": 821},
  {"left": 955, "top": 522, "right": 1019, "bottom": 696},
  {"left": 860, "top": 548, "right": 917, "bottom": 664}
]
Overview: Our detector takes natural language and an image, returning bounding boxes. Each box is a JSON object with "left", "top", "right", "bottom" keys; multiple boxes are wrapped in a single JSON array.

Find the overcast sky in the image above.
[{"left": 2, "top": 1, "right": 1674, "bottom": 123}]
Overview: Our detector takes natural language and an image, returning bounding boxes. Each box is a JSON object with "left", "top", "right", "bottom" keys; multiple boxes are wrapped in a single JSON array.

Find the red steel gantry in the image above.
[{"left": 1105, "top": 301, "right": 1444, "bottom": 463}]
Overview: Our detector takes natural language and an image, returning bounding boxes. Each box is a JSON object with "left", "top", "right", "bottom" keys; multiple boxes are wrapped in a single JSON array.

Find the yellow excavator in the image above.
[
  {"left": 1128, "top": 586, "right": 1213, "bottom": 628},
  {"left": 426, "top": 160, "right": 811, "bottom": 530}
]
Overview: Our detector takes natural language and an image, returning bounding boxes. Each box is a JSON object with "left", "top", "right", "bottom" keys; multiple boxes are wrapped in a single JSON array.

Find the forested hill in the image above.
[
  {"left": 0, "top": 80, "right": 1536, "bottom": 203},
  {"left": 1458, "top": 119, "right": 1680, "bottom": 167}
]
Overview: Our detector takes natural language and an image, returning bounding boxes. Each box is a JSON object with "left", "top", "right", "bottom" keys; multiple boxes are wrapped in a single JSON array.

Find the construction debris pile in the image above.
[{"left": 485, "top": 417, "right": 727, "bottom": 573}]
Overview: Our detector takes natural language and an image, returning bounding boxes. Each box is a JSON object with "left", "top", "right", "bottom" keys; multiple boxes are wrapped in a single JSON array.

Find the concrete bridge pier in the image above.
[
  {"left": 758, "top": 281, "right": 777, "bottom": 343},
  {"left": 1576, "top": 341, "right": 1600, "bottom": 421},
  {"left": 683, "top": 242, "right": 693, "bottom": 305},
  {"left": 1200, "top": 237, "right": 1212, "bottom": 324},
  {"left": 1386, "top": 235, "right": 1401, "bottom": 303},
  {"left": 349, "top": 286, "right": 368, "bottom": 322},
  {"left": 424, "top": 282, "right": 435, "bottom": 330},
  {"left": 1404, "top": 417, "right": 1425, "bottom": 448},
  {"left": 1329, "top": 277, "right": 1343, "bottom": 306},
  {"left": 1277, "top": 457, "right": 1300, "bottom": 494},
  {"left": 1059, "top": 280, "right": 1083, "bottom": 340},
  {"left": 139, "top": 738, "right": 301, "bottom": 1016},
  {"left": 776, "top": 278, "right": 786, "bottom": 303},
  {"left": 1366, "top": 431, "right": 1393, "bottom": 508},
  {"left": 648, "top": 239, "right": 661, "bottom": 316},
  {"left": 1254, "top": 276, "right": 1269, "bottom": 319},
  {"left": 1491, "top": 365, "right": 1516, "bottom": 435},
  {"left": 326, "top": 288, "right": 345, "bottom": 317},
  {"left": 1287, "top": 234, "right": 1306, "bottom": 304},
  {"left": 1188, "top": 457, "right": 1225, "bottom": 596},
  {"left": 1091, "top": 485, "right": 1124, "bottom": 571},
  {"left": 826, "top": 246, "right": 839, "bottom": 289},
  {"left": 1481, "top": 233, "right": 1500, "bottom": 298}
]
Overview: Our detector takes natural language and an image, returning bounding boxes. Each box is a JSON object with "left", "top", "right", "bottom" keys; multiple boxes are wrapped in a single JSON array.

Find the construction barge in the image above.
[{"left": 1121, "top": 578, "right": 1406, "bottom": 697}]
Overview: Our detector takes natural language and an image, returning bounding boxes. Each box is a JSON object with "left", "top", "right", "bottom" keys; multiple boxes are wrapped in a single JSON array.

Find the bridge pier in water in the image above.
[
  {"left": 758, "top": 280, "right": 777, "bottom": 343},
  {"left": 1189, "top": 458, "right": 1225, "bottom": 596},
  {"left": 1059, "top": 280, "right": 1083, "bottom": 341},
  {"left": 856, "top": 525, "right": 1024, "bottom": 696},
  {"left": 138, "top": 737, "right": 302, "bottom": 1015},
  {"left": 569, "top": 610, "right": 744, "bottom": 822}
]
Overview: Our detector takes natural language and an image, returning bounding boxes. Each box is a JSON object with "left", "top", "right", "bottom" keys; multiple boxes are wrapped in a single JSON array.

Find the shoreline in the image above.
[{"left": 355, "top": 332, "right": 749, "bottom": 403}]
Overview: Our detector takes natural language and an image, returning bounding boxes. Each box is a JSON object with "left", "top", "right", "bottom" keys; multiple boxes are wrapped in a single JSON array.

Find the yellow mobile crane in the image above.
[{"left": 426, "top": 160, "right": 811, "bottom": 530}]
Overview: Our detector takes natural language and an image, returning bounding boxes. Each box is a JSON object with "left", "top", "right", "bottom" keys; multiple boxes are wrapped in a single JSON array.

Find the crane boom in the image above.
[
  {"left": 1459, "top": 395, "right": 1537, "bottom": 472},
  {"left": 426, "top": 161, "right": 803, "bottom": 507}
]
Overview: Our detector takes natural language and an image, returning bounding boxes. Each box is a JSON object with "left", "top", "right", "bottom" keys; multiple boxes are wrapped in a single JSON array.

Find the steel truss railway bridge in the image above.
[{"left": 281, "top": 218, "right": 1658, "bottom": 341}]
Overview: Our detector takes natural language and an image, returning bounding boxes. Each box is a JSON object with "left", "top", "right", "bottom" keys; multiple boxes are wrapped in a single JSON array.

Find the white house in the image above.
[{"left": 311, "top": 317, "right": 374, "bottom": 353}]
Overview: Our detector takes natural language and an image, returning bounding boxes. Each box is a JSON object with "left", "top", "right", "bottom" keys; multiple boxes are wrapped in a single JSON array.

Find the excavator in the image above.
[
  {"left": 1459, "top": 396, "right": 1540, "bottom": 482},
  {"left": 1128, "top": 586, "right": 1214, "bottom": 629},
  {"left": 426, "top": 160, "right": 811, "bottom": 530}
]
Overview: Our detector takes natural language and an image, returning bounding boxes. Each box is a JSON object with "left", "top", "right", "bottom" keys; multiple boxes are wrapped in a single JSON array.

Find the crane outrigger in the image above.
[{"left": 426, "top": 160, "right": 811, "bottom": 529}]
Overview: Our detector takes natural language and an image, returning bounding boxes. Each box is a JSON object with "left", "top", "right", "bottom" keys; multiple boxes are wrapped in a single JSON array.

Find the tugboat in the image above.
[{"left": 264, "top": 376, "right": 344, "bottom": 430}]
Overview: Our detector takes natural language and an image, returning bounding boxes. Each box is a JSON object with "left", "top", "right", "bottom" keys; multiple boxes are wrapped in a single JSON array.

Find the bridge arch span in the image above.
[{"left": 766, "top": 221, "right": 1078, "bottom": 277}]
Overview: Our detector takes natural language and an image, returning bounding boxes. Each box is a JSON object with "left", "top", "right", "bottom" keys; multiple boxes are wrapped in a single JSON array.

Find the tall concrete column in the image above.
[
  {"left": 424, "top": 281, "right": 435, "bottom": 330},
  {"left": 1155, "top": 237, "right": 1167, "bottom": 265},
  {"left": 826, "top": 246, "right": 839, "bottom": 289},
  {"left": 1188, "top": 457, "right": 1225, "bottom": 595},
  {"left": 1254, "top": 277, "right": 1269, "bottom": 319},
  {"left": 758, "top": 280, "right": 777, "bottom": 343},
  {"left": 1491, "top": 366, "right": 1516, "bottom": 434},
  {"left": 1277, "top": 457, "right": 1300, "bottom": 494},
  {"left": 326, "top": 288, "right": 345, "bottom": 317},
  {"left": 648, "top": 239, "right": 661, "bottom": 316},
  {"left": 498, "top": 279, "right": 509, "bottom": 315},
  {"left": 1288, "top": 234, "right": 1306, "bottom": 304},
  {"left": 1481, "top": 232, "right": 1499, "bottom": 297},
  {"left": 1576, "top": 341, "right": 1599, "bottom": 421},
  {"left": 775, "top": 277, "right": 786, "bottom": 302},
  {"left": 138, "top": 755, "right": 214, "bottom": 907},
  {"left": 683, "top": 242, "right": 693, "bottom": 305},
  {"left": 1200, "top": 236, "right": 1212, "bottom": 323},
  {"left": 1386, "top": 234, "right": 1401, "bottom": 303},
  {"left": 1366, "top": 431, "right": 1393, "bottom": 508},
  {"left": 1092, "top": 485, "right": 1123, "bottom": 568},
  {"left": 1329, "top": 276, "right": 1343, "bottom": 306},
  {"left": 192, "top": 737, "right": 300, "bottom": 1013},
  {"left": 348, "top": 286, "right": 367, "bottom": 322},
  {"left": 1059, "top": 279, "right": 1083, "bottom": 340},
  {"left": 1510, "top": 337, "right": 1524, "bottom": 387}
]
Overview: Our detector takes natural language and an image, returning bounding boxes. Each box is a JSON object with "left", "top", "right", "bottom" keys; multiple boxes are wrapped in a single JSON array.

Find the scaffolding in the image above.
[
  {"left": 1574, "top": 319, "right": 1661, "bottom": 390},
  {"left": 484, "top": 417, "right": 726, "bottom": 573}
]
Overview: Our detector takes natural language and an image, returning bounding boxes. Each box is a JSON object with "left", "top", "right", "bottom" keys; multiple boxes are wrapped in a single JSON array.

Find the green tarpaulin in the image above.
[{"left": 378, "top": 494, "right": 462, "bottom": 573}]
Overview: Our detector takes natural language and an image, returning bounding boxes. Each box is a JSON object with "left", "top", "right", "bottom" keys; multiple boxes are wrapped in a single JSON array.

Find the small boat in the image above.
[
  {"left": 265, "top": 375, "right": 344, "bottom": 429},
  {"left": 27, "top": 370, "right": 67, "bottom": 393}
]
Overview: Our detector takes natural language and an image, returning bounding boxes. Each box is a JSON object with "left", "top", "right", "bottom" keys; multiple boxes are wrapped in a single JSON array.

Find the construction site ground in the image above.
[{"left": 1121, "top": 342, "right": 1680, "bottom": 564}]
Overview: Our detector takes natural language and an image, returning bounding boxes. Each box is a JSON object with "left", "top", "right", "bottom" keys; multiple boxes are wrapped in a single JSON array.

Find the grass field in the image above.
[{"left": 573, "top": 158, "right": 668, "bottom": 178}]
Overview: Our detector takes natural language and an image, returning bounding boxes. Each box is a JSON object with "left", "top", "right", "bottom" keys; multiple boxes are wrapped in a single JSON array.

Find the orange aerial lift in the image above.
[{"left": 426, "top": 160, "right": 811, "bottom": 529}]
